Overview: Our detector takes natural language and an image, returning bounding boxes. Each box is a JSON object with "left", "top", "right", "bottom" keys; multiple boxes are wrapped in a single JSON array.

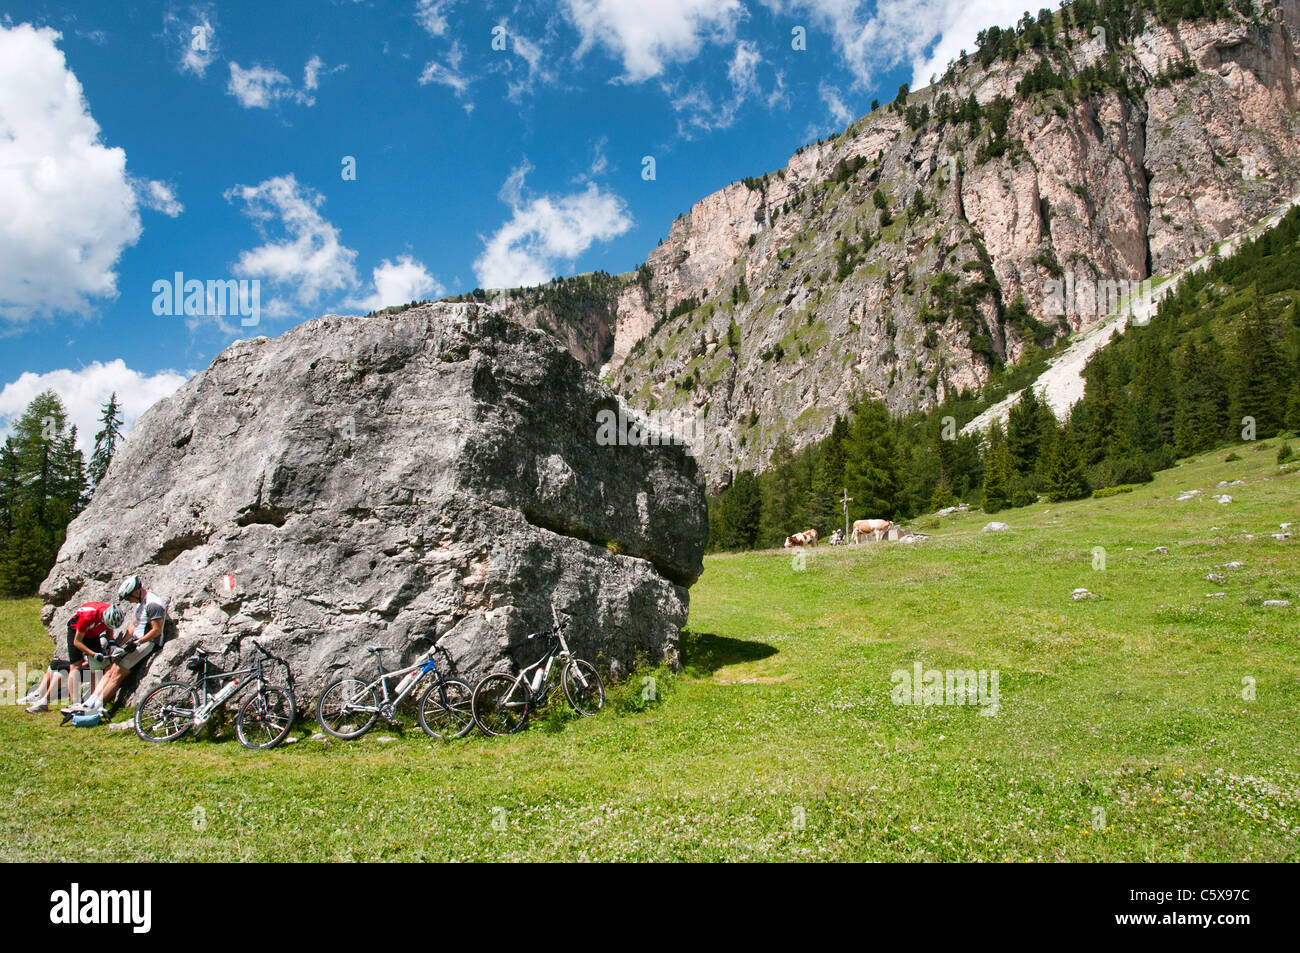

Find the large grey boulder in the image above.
[{"left": 40, "top": 304, "right": 708, "bottom": 703}]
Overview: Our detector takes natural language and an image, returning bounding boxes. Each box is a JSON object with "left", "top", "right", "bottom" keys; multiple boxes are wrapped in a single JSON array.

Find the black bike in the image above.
[
  {"left": 471, "top": 607, "right": 604, "bottom": 736},
  {"left": 135, "top": 641, "right": 297, "bottom": 750}
]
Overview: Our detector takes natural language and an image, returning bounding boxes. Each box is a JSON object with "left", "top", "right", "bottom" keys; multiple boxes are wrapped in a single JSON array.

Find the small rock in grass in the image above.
[
  {"left": 282, "top": 736, "right": 298, "bottom": 745},
  {"left": 376, "top": 735, "right": 397, "bottom": 743},
  {"left": 1274, "top": 533, "right": 1292, "bottom": 541},
  {"left": 1224, "top": 561, "right": 1244, "bottom": 569},
  {"left": 311, "top": 732, "right": 327, "bottom": 741},
  {"left": 1206, "top": 573, "right": 1226, "bottom": 582},
  {"left": 106, "top": 721, "right": 132, "bottom": 732},
  {"left": 1152, "top": 546, "right": 1168, "bottom": 554},
  {"left": 1281, "top": 522, "right": 1292, "bottom": 530},
  {"left": 1205, "top": 592, "right": 1226, "bottom": 598},
  {"left": 1071, "top": 588, "right": 1097, "bottom": 601},
  {"left": 1262, "top": 600, "right": 1291, "bottom": 608},
  {"left": 982, "top": 521, "right": 1009, "bottom": 532},
  {"left": 1212, "top": 494, "right": 1233, "bottom": 504}
]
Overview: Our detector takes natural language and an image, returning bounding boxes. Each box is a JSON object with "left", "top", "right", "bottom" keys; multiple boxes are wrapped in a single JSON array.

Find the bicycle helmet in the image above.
[
  {"left": 103, "top": 605, "right": 124, "bottom": 628},
  {"left": 118, "top": 575, "right": 142, "bottom": 599}
]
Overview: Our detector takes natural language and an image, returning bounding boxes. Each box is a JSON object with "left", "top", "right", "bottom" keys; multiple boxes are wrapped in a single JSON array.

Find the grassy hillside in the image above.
[{"left": 1, "top": 439, "right": 1297, "bottom": 861}]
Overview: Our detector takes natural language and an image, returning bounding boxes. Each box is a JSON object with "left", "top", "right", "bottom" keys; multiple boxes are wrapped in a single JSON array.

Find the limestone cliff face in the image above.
[{"left": 502, "top": 7, "right": 1300, "bottom": 487}]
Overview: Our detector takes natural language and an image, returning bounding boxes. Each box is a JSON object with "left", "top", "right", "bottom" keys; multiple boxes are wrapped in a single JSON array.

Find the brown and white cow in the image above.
[
  {"left": 784, "top": 528, "right": 819, "bottom": 548},
  {"left": 851, "top": 518, "right": 892, "bottom": 544}
]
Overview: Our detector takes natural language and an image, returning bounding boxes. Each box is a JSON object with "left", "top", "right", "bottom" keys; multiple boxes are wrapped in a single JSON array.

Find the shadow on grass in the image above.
[{"left": 679, "top": 630, "right": 778, "bottom": 677}]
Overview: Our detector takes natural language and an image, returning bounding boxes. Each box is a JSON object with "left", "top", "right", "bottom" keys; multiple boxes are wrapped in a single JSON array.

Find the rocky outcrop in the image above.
[
  {"left": 39, "top": 305, "right": 708, "bottom": 702},
  {"left": 488, "top": 6, "right": 1300, "bottom": 488}
]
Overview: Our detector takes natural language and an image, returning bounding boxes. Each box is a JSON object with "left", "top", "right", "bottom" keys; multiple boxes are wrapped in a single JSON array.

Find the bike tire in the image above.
[
  {"left": 236, "top": 685, "right": 296, "bottom": 750},
  {"left": 417, "top": 678, "right": 474, "bottom": 740},
  {"left": 471, "top": 673, "right": 530, "bottom": 736},
  {"left": 316, "top": 677, "right": 380, "bottom": 739},
  {"left": 562, "top": 659, "right": 605, "bottom": 716},
  {"left": 135, "top": 681, "right": 198, "bottom": 743}
]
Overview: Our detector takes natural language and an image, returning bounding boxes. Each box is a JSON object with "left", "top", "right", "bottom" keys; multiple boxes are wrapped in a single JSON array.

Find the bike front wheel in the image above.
[
  {"left": 472, "top": 673, "right": 530, "bottom": 736},
  {"left": 316, "top": 678, "right": 379, "bottom": 739},
  {"left": 135, "top": 681, "right": 199, "bottom": 742},
  {"left": 236, "top": 685, "right": 296, "bottom": 749},
  {"left": 562, "top": 660, "right": 605, "bottom": 716},
  {"left": 417, "top": 678, "right": 474, "bottom": 740}
]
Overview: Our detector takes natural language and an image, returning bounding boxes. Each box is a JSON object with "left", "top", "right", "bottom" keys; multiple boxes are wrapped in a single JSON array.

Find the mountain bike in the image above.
[
  {"left": 471, "top": 606, "right": 604, "bottom": 736},
  {"left": 316, "top": 641, "right": 473, "bottom": 740},
  {"left": 135, "top": 641, "right": 297, "bottom": 750}
]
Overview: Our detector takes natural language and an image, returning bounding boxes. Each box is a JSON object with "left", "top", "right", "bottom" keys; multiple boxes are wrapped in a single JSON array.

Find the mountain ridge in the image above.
[{"left": 455, "top": 0, "right": 1300, "bottom": 489}]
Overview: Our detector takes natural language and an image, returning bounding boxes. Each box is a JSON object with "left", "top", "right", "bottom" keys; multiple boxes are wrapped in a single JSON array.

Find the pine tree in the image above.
[
  {"left": 88, "top": 392, "right": 124, "bottom": 490},
  {"left": 718, "top": 470, "right": 762, "bottom": 550},
  {"left": 982, "top": 424, "right": 1012, "bottom": 513},
  {"left": 1231, "top": 299, "right": 1287, "bottom": 438},
  {"left": 1007, "top": 388, "right": 1054, "bottom": 473},
  {"left": 807, "top": 417, "right": 849, "bottom": 536},
  {"left": 842, "top": 400, "right": 901, "bottom": 518},
  {"left": 1174, "top": 339, "right": 1228, "bottom": 456},
  {"left": 759, "top": 435, "right": 798, "bottom": 546},
  {"left": 0, "top": 391, "right": 88, "bottom": 596},
  {"left": 1043, "top": 429, "right": 1090, "bottom": 502}
]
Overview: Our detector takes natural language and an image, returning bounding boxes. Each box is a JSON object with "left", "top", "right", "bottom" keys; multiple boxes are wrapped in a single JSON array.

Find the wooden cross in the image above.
[{"left": 840, "top": 488, "right": 852, "bottom": 540}]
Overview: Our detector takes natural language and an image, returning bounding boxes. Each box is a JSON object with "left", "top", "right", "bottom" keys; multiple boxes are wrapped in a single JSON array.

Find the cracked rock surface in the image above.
[{"left": 40, "top": 305, "right": 707, "bottom": 702}]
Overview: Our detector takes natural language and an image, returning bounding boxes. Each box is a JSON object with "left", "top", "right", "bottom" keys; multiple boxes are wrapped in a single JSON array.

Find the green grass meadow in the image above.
[{"left": 2, "top": 440, "right": 1298, "bottom": 861}]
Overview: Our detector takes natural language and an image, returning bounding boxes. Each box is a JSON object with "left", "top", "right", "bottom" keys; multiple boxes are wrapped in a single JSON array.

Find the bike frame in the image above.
[
  {"left": 191, "top": 652, "right": 271, "bottom": 719},
  {"left": 505, "top": 625, "right": 583, "bottom": 700},
  {"left": 343, "top": 651, "right": 442, "bottom": 714}
]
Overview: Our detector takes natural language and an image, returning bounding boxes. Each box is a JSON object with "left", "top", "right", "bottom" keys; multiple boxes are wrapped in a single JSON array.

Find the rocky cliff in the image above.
[
  {"left": 495, "top": 2, "right": 1300, "bottom": 488},
  {"left": 39, "top": 305, "right": 707, "bottom": 702}
]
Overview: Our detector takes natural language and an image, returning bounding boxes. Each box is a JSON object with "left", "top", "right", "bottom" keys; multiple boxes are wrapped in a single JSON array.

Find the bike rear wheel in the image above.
[
  {"left": 317, "top": 678, "right": 380, "bottom": 739},
  {"left": 472, "top": 673, "right": 530, "bottom": 736},
  {"left": 236, "top": 685, "right": 296, "bottom": 749},
  {"left": 417, "top": 678, "right": 474, "bottom": 740},
  {"left": 135, "top": 682, "right": 199, "bottom": 742},
  {"left": 562, "top": 660, "right": 605, "bottom": 716}
]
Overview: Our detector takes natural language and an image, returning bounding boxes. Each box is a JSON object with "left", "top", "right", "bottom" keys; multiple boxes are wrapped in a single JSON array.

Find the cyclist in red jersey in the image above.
[{"left": 22, "top": 602, "right": 124, "bottom": 712}]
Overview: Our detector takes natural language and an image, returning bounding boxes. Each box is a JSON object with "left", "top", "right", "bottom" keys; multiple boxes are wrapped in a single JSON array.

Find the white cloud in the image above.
[
  {"left": 474, "top": 162, "right": 633, "bottom": 289},
  {"left": 350, "top": 256, "right": 445, "bottom": 313},
  {"left": 227, "top": 59, "right": 328, "bottom": 108},
  {"left": 767, "top": 0, "right": 1027, "bottom": 90},
  {"left": 164, "top": 6, "right": 219, "bottom": 77},
  {"left": 418, "top": 40, "right": 473, "bottom": 110},
  {"left": 0, "top": 24, "right": 143, "bottom": 321},
  {"left": 416, "top": 0, "right": 457, "bottom": 37},
  {"left": 224, "top": 174, "right": 359, "bottom": 311},
  {"left": 819, "top": 81, "right": 854, "bottom": 126},
  {"left": 671, "top": 38, "right": 762, "bottom": 135},
  {"left": 561, "top": 0, "right": 746, "bottom": 82},
  {"left": 304, "top": 55, "right": 325, "bottom": 91},
  {"left": 0, "top": 360, "right": 189, "bottom": 454},
  {"left": 135, "top": 178, "right": 184, "bottom": 218},
  {"left": 503, "top": 29, "right": 557, "bottom": 102},
  {"left": 227, "top": 63, "right": 296, "bottom": 108},
  {"left": 904, "top": 0, "right": 1031, "bottom": 89}
]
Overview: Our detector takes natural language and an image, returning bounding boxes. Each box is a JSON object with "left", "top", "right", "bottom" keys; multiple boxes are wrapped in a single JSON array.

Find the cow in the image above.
[
  {"left": 784, "top": 528, "right": 819, "bottom": 548},
  {"left": 852, "top": 518, "right": 892, "bottom": 544}
]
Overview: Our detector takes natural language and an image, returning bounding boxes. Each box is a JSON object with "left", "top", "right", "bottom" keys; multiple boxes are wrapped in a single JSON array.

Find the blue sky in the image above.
[{"left": 0, "top": 0, "right": 1029, "bottom": 449}]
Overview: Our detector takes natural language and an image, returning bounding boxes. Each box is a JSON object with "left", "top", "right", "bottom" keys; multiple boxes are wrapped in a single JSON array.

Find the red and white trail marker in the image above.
[{"left": 223, "top": 573, "right": 235, "bottom": 591}]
